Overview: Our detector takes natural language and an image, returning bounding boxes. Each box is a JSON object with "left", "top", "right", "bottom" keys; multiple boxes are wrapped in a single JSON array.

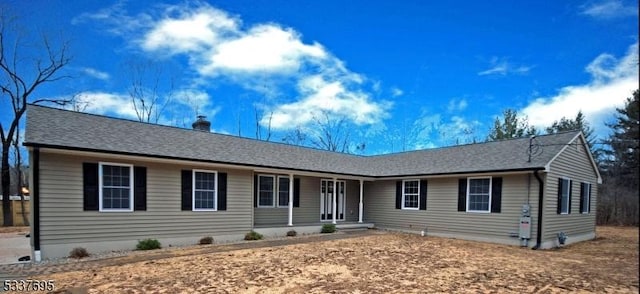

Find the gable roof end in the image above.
[{"left": 544, "top": 132, "right": 603, "bottom": 184}]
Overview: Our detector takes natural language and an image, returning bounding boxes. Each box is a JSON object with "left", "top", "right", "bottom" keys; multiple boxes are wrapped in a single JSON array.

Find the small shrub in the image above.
[
  {"left": 199, "top": 236, "right": 214, "bottom": 245},
  {"left": 244, "top": 230, "right": 263, "bottom": 241},
  {"left": 321, "top": 224, "right": 336, "bottom": 233},
  {"left": 136, "top": 238, "right": 161, "bottom": 250},
  {"left": 69, "top": 247, "right": 90, "bottom": 259},
  {"left": 286, "top": 230, "right": 297, "bottom": 237}
]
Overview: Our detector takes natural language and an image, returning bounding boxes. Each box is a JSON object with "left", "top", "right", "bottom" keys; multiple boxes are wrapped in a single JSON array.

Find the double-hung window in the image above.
[
  {"left": 99, "top": 162, "right": 134, "bottom": 212},
  {"left": 278, "top": 177, "right": 290, "bottom": 207},
  {"left": 258, "top": 175, "right": 275, "bottom": 207},
  {"left": 193, "top": 170, "right": 217, "bottom": 211},
  {"left": 402, "top": 180, "right": 420, "bottom": 209},
  {"left": 467, "top": 177, "right": 491, "bottom": 213},
  {"left": 258, "top": 175, "right": 290, "bottom": 208},
  {"left": 581, "top": 182, "right": 591, "bottom": 214},
  {"left": 559, "top": 178, "right": 571, "bottom": 214}
]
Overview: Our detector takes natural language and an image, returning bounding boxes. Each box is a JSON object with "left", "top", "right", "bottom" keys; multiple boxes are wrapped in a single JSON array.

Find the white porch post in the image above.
[
  {"left": 288, "top": 174, "right": 294, "bottom": 226},
  {"left": 358, "top": 179, "right": 364, "bottom": 223},
  {"left": 332, "top": 178, "right": 337, "bottom": 225}
]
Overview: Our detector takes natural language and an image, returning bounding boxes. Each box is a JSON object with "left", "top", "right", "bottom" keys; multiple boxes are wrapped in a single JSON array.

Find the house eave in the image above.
[
  {"left": 374, "top": 167, "right": 546, "bottom": 180},
  {"left": 23, "top": 143, "right": 548, "bottom": 181}
]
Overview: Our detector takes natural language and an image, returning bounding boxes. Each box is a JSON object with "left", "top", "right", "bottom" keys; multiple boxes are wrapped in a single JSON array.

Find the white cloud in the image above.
[
  {"left": 447, "top": 98, "right": 468, "bottom": 112},
  {"left": 580, "top": 0, "right": 638, "bottom": 19},
  {"left": 265, "top": 74, "right": 391, "bottom": 130},
  {"left": 391, "top": 87, "right": 404, "bottom": 97},
  {"left": 478, "top": 57, "right": 532, "bottom": 76},
  {"left": 80, "top": 67, "right": 110, "bottom": 81},
  {"left": 522, "top": 43, "right": 638, "bottom": 136},
  {"left": 204, "top": 25, "right": 327, "bottom": 75},
  {"left": 142, "top": 5, "right": 239, "bottom": 54},
  {"left": 73, "top": 91, "right": 137, "bottom": 118},
  {"left": 78, "top": 2, "right": 392, "bottom": 130}
]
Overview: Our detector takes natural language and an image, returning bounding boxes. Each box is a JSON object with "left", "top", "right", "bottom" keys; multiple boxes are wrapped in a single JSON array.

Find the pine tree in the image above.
[
  {"left": 487, "top": 109, "right": 537, "bottom": 141},
  {"left": 599, "top": 90, "right": 639, "bottom": 225},
  {"left": 546, "top": 111, "right": 600, "bottom": 160}
]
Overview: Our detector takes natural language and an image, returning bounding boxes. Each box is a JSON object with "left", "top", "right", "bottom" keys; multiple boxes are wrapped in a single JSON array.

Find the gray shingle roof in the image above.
[{"left": 25, "top": 105, "right": 580, "bottom": 177}]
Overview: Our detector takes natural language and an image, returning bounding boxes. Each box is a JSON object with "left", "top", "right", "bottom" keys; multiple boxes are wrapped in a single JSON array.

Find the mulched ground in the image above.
[{"left": 8, "top": 226, "right": 640, "bottom": 293}]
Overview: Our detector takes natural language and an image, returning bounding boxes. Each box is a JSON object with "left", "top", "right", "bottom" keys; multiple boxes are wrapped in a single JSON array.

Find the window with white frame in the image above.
[
  {"left": 193, "top": 170, "right": 217, "bottom": 211},
  {"left": 581, "top": 182, "right": 591, "bottom": 214},
  {"left": 402, "top": 180, "right": 420, "bottom": 209},
  {"left": 560, "top": 178, "right": 570, "bottom": 214},
  {"left": 99, "top": 162, "right": 134, "bottom": 211},
  {"left": 258, "top": 175, "right": 290, "bottom": 208},
  {"left": 278, "top": 177, "right": 290, "bottom": 207},
  {"left": 258, "top": 175, "right": 275, "bottom": 207},
  {"left": 467, "top": 177, "right": 491, "bottom": 212}
]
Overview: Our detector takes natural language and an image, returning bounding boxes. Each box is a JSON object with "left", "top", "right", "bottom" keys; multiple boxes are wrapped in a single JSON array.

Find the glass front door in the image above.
[{"left": 320, "top": 179, "right": 345, "bottom": 221}]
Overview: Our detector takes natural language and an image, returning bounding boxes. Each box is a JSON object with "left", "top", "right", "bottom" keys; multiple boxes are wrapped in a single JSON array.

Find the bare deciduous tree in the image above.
[
  {"left": 283, "top": 111, "right": 366, "bottom": 154},
  {"left": 11, "top": 120, "right": 27, "bottom": 225},
  {"left": 0, "top": 10, "right": 70, "bottom": 226},
  {"left": 126, "top": 60, "right": 173, "bottom": 124},
  {"left": 255, "top": 106, "right": 272, "bottom": 141}
]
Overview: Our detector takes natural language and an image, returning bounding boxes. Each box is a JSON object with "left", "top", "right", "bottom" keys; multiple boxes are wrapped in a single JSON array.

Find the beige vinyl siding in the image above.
[
  {"left": 254, "top": 178, "right": 362, "bottom": 225},
  {"left": 364, "top": 174, "right": 540, "bottom": 244},
  {"left": 38, "top": 152, "right": 253, "bottom": 245},
  {"left": 254, "top": 176, "right": 320, "bottom": 225},
  {"left": 543, "top": 136, "right": 598, "bottom": 242}
]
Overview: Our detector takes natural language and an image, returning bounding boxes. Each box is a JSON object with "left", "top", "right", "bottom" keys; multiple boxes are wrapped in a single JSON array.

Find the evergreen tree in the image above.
[
  {"left": 487, "top": 109, "right": 537, "bottom": 141},
  {"left": 598, "top": 90, "right": 639, "bottom": 226},
  {"left": 546, "top": 111, "right": 600, "bottom": 160}
]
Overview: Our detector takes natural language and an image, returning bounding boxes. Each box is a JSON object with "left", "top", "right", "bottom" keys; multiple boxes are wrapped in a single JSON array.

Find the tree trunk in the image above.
[
  {"left": 1, "top": 143, "right": 13, "bottom": 226},
  {"left": 16, "top": 149, "right": 28, "bottom": 226}
]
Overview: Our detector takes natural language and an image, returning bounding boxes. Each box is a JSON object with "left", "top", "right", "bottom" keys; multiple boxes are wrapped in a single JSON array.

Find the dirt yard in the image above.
[
  {"left": 0, "top": 226, "right": 29, "bottom": 234},
  {"left": 25, "top": 226, "right": 640, "bottom": 293}
]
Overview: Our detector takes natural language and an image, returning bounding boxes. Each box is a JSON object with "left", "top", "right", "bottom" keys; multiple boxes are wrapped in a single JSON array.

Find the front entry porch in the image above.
[
  {"left": 253, "top": 222, "right": 375, "bottom": 238},
  {"left": 254, "top": 174, "right": 368, "bottom": 227}
]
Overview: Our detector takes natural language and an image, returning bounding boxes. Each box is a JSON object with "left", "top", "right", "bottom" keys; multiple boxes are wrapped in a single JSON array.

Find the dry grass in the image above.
[{"left": 35, "top": 226, "right": 638, "bottom": 293}]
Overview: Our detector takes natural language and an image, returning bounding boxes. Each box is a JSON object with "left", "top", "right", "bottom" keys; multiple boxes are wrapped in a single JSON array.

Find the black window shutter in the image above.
[
  {"left": 568, "top": 180, "right": 572, "bottom": 214},
  {"left": 217, "top": 172, "right": 227, "bottom": 211},
  {"left": 181, "top": 170, "right": 192, "bottom": 211},
  {"left": 83, "top": 163, "right": 99, "bottom": 211},
  {"left": 579, "top": 183, "right": 586, "bottom": 213},
  {"left": 557, "top": 178, "right": 563, "bottom": 214},
  {"left": 419, "top": 180, "right": 427, "bottom": 210},
  {"left": 293, "top": 178, "right": 300, "bottom": 207},
  {"left": 458, "top": 178, "right": 467, "bottom": 212},
  {"left": 395, "top": 181, "right": 402, "bottom": 209},
  {"left": 134, "top": 166, "right": 147, "bottom": 211},
  {"left": 588, "top": 184, "right": 592, "bottom": 213},
  {"left": 254, "top": 175, "right": 258, "bottom": 207},
  {"left": 491, "top": 177, "right": 502, "bottom": 213}
]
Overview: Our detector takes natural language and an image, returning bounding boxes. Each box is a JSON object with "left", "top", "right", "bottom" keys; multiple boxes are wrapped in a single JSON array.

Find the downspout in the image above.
[
  {"left": 33, "top": 147, "right": 41, "bottom": 261},
  {"left": 532, "top": 169, "right": 544, "bottom": 250}
]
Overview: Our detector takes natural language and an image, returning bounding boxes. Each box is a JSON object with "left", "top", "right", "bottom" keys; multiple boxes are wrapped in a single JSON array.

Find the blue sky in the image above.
[{"left": 2, "top": 0, "right": 638, "bottom": 154}]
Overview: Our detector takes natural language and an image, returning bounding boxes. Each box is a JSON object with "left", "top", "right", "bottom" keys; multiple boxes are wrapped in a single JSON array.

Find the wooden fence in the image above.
[{"left": 0, "top": 197, "right": 30, "bottom": 226}]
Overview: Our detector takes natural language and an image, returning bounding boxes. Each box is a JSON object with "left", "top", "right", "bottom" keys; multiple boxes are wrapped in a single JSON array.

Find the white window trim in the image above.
[
  {"left": 560, "top": 177, "right": 571, "bottom": 215},
  {"left": 98, "top": 162, "right": 134, "bottom": 212},
  {"left": 581, "top": 182, "right": 591, "bottom": 214},
  {"left": 401, "top": 179, "right": 420, "bottom": 210},
  {"left": 276, "top": 176, "right": 291, "bottom": 208},
  {"left": 466, "top": 176, "right": 492, "bottom": 213},
  {"left": 257, "top": 174, "right": 276, "bottom": 208},
  {"left": 192, "top": 169, "right": 218, "bottom": 212}
]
